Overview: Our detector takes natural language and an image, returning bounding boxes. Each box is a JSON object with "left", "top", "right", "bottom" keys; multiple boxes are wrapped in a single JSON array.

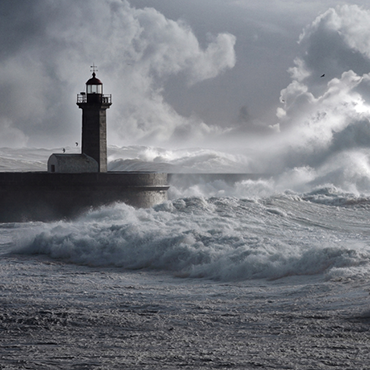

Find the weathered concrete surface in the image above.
[{"left": 0, "top": 172, "right": 168, "bottom": 222}]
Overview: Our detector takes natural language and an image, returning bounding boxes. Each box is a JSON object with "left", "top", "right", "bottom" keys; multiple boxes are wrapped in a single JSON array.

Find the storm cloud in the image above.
[
  {"left": 0, "top": 0, "right": 235, "bottom": 147},
  {"left": 250, "top": 4, "right": 370, "bottom": 193},
  {"left": 2, "top": 0, "right": 370, "bottom": 167},
  {"left": 276, "top": 5, "right": 370, "bottom": 164}
]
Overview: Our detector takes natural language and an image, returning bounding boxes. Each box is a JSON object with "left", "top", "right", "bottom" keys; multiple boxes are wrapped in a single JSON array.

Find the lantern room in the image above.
[{"left": 86, "top": 72, "right": 103, "bottom": 94}]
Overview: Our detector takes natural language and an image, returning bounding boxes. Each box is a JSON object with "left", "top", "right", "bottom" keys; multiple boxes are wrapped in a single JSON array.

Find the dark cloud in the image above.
[
  {"left": 1, "top": 0, "right": 370, "bottom": 152},
  {"left": 260, "top": 5, "right": 370, "bottom": 178},
  {"left": 0, "top": 0, "right": 236, "bottom": 147}
]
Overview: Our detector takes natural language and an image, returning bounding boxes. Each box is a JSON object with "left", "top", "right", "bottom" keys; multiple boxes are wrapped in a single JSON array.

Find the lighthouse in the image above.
[
  {"left": 77, "top": 66, "right": 112, "bottom": 172},
  {"left": 48, "top": 66, "right": 112, "bottom": 173},
  {"left": 4, "top": 66, "right": 169, "bottom": 221}
]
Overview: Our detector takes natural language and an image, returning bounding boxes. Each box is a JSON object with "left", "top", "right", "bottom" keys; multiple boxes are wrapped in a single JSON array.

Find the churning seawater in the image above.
[
  {"left": 1, "top": 146, "right": 370, "bottom": 368},
  {"left": 7, "top": 188, "right": 370, "bottom": 282}
]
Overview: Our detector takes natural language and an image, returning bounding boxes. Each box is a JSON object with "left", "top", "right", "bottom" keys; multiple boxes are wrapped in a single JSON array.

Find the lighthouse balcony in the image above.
[{"left": 77, "top": 94, "right": 112, "bottom": 105}]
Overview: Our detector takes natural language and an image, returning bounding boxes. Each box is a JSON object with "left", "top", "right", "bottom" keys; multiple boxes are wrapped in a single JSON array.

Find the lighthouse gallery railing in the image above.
[{"left": 77, "top": 94, "right": 112, "bottom": 104}]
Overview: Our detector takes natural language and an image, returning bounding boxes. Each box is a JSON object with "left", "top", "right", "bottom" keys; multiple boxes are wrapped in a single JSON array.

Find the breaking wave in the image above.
[{"left": 12, "top": 192, "right": 370, "bottom": 281}]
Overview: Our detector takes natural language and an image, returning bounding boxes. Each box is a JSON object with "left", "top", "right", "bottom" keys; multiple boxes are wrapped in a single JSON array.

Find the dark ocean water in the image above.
[{"left": 1, "top": 146, "right": 370, "bottom": 368}]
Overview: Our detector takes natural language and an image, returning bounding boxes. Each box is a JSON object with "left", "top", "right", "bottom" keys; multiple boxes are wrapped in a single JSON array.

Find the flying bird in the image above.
[{"left": 320, "top": 74, "right": 325, "bottom": 78}]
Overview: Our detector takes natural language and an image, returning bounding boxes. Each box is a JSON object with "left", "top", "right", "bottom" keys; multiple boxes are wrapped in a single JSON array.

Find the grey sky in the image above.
[{"left": 0, "top": 0, "right": 369, "bottom": 149}]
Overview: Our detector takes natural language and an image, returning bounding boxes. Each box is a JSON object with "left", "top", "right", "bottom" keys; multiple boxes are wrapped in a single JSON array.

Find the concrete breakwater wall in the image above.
[{"left": 0, "top": 172, "right": 168, "bottom": 222}]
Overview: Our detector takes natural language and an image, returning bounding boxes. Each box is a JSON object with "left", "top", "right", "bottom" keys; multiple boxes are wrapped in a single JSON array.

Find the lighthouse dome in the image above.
[
  {"left": 86, "top": 72, "right": 102, "bottom": 85},
  {"left": 86, "top": 72, "right": 102, "bottom": 94}
]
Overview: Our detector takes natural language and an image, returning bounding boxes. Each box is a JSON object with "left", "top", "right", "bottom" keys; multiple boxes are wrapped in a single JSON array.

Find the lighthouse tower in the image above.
[{"left": 77, "top": 66, "right": 112, "bottom": 172}]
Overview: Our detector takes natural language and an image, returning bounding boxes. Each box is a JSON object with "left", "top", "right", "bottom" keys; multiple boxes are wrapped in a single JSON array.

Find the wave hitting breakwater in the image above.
[{"left": 12, "top": 187, "right": 370, "bottom": 282}]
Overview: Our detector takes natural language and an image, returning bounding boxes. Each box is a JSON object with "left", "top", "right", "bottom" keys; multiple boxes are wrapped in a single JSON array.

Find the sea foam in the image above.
[{"left": 12, "top": 194, "right": 370, "bottom": 281}]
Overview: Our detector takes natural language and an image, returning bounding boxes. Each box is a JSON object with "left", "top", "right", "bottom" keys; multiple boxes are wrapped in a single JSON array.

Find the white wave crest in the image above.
[{"left": 12, "top": 197, "right": 370, "bottom": 281}]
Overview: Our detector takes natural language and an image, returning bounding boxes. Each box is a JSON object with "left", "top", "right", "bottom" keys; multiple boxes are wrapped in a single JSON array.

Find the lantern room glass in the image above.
[{"left": 87, "top": 84, "right": 102, "bottom": 94}]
